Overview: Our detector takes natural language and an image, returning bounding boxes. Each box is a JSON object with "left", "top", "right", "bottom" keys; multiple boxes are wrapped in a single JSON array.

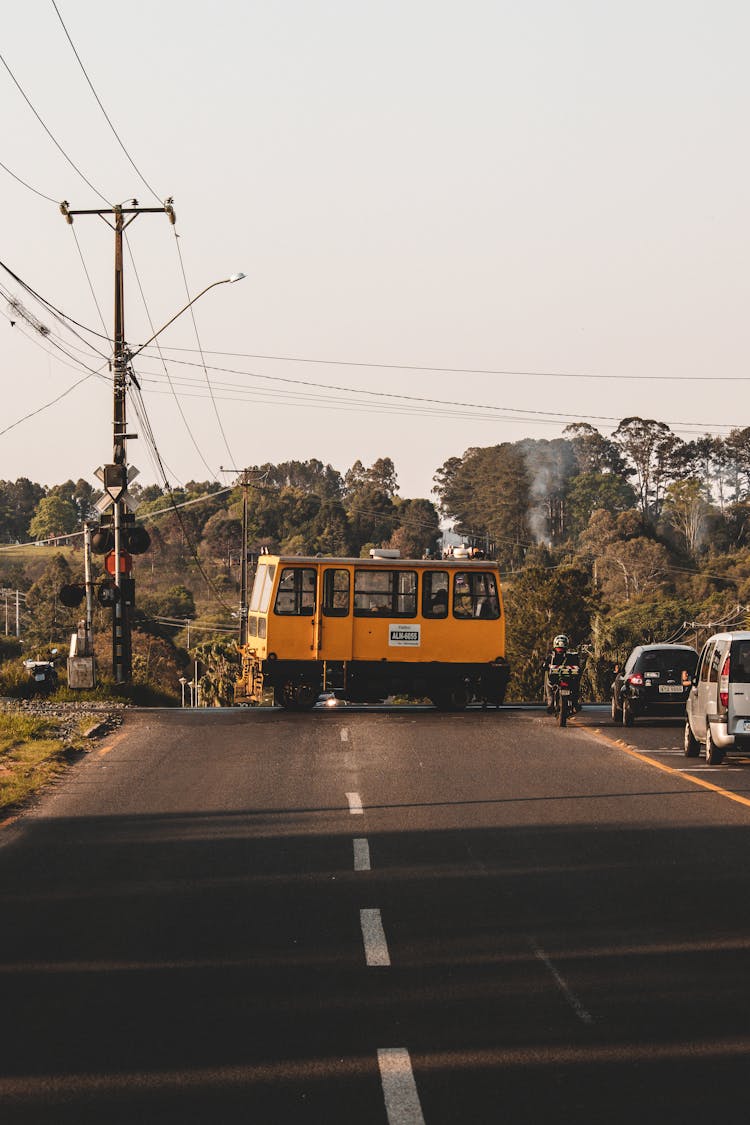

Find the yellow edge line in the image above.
[
  {"left": 1, "top": 725, "right": 129, "bottom": 831},
  {"left": 581, "top": 722, "right": 750, "bottom": 811}
]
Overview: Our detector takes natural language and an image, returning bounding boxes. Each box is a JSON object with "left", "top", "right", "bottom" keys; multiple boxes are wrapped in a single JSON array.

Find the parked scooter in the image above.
[{"left": 23, "top": 649, "right": 59, "bottom": 696}]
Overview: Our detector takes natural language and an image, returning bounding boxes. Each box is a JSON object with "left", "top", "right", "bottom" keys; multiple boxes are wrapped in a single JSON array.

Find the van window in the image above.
[
  {"left": 730, "top": 640, "right": 750, "bottom": 683},
  {"left": 422, "top": 571, "right": 449, "bottom": 618},
  {"left": 708, "top": 645, "right": 723, "bottom": 683},
  {"left": 274, "top": 568, "right": 316, "bottom": 616},
  {"left": 699, "top": 643, "right": 715, "bottom": 683},
  {"left": 354, "top": 569, "right": 417, "bottom": 617},
  {"left": 323, "top": 568, "right": 350, "bottom": 616},
  {"left": 453, "top": 572, "right": 500, "bottom": 619}
]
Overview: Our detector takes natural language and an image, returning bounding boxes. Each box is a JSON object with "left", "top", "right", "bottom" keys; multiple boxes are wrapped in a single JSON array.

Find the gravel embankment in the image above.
[{"left": 0, "top": 699, "right": 126, "bottom": 742}]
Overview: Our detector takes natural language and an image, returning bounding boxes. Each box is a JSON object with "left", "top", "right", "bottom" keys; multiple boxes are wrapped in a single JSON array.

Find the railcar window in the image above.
[
  {"left": 422, "top": 571, "right": 449, "bottom": 618},
  {"left": 453, "top": 571, "right": 500, "bottom": 619},
  {"left": 274, "top": 567, "right": 316, "bottom": 616},
  {"left": 353, "top": 569, "right": 417, "bottom": 617},
  {"left": 323, "top": 568, "right": 350, "bottom": 616}
]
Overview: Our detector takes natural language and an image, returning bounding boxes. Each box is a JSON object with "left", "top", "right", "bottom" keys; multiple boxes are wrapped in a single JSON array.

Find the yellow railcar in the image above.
[{"left": 235, "top": 552, "right": 510, "bottom": 710}]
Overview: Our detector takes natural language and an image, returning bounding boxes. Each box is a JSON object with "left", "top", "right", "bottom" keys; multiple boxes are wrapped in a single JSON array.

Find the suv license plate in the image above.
[{"left": 658, "top": 685, "right": 682, "bottom": 694}]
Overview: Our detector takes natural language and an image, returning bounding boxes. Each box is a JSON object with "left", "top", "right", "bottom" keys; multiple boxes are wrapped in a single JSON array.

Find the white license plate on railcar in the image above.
[
  {"left": 742, "top": 720, "right": 750, "bottom": 733},
  {"left": 658, "top": 684, "right": 683, "bottom": 694}
]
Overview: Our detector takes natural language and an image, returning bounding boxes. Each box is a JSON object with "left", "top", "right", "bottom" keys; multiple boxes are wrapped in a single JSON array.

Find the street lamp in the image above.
[
  {"left": 130, "top": 272, "right": 246, "bottom": 360},
  {"left": 178, "top": 676, "right": 188, "bottom": 708}
]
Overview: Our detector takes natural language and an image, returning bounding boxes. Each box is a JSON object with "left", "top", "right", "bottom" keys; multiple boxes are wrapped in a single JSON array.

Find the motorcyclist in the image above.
[{"left": 543, "top": 634, "right": 580, "bottom": 714}]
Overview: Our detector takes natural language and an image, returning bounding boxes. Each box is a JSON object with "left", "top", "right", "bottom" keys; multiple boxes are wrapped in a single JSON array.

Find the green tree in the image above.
[
  {"left": 504, "top": 564, "right": 594, "bottom": 700},
  {"left": 612, "top": 417, "right": 683, "bottom": 521},
  {"left": 663, "top": 479, "right": 710, "bottom": 557},
  {"left": 195, "top": 638, "right": 241, "bottom": 706},
  {"left": 564, "top": 422, "right": 629, "bottom": 475},
  {"left": 434, "top": 444, "right": 529, "bottom": 569},
  {"left": 0, "top": 478, "right": 45, "bottom": 541},
  {"left": 28, "top": 495, "right": 78, "bottom": 541},
  {"left": 140, "top": 585, "right": 196, "bottom": 620},
  {"left": 387, "top": 498, "right": 441, "bottom": 558},
  {"left": 24, "top": 555, "right": 78, "bottom": 650},
  {"left": 567, "top": 472, "right": 637, "bottom": 534}
]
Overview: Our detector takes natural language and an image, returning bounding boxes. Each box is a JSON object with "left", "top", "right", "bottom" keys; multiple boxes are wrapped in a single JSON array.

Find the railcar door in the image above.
[
  {"left": 314, "top": 565, "right": 354, "bottom": 662},
  {"left": 270, "top": 565, "right": 318, "bottom": 661}
]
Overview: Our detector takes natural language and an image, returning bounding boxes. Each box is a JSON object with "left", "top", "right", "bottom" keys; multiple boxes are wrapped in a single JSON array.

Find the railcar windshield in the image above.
[{"left": 249, "top": 564, "right": 275, "bottom": 613}]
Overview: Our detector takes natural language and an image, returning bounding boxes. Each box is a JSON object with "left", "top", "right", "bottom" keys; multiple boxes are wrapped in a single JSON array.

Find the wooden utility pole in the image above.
[{"left": 61, "top": 199, "right": 175, "bottom": 683}]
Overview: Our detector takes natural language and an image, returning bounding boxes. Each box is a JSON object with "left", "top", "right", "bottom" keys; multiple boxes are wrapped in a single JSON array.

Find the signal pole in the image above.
[{"left": 61, "top": 199, "right": 176, "bottom": 683}]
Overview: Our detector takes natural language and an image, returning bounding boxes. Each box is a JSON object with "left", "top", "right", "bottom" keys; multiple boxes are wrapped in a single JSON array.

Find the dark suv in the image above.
[{"left": 612, "top": 644, "right": 698, "bottom": 726}]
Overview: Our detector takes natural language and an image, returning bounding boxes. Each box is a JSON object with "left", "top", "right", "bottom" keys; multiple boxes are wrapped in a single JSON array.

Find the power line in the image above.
[
  {"left": 142, "top": 345, "right": 750, "bottom": 384},
  {"left": 0, "top": 158, "right": 58, "bottom": 203},
  {"left": 0, "top": 371, "right": 95, "bottom": 438},
  {"left": 0, "top": 50, "right": 109, "bottom": 204},
  {"left": 132, "top": 357, "right": 740, "bottom": 434},
  {"left": 0, "top": 257, "right": 111, "bottom": 342},
  {"left": 51, "top": 0, "right": 163, "bottom": 205}
]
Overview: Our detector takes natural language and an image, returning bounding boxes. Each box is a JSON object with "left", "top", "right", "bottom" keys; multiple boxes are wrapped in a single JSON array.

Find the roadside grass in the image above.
[{"left": 0, "top": 713, "right": 87, "bottom": 812}]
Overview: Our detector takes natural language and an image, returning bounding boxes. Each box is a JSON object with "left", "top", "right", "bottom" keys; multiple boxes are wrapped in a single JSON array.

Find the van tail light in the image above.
[
  {"left": 720, "top": 655, "right": 730, "bottom": 709},
  {"left": 627, "top": 673, "right": 644, "bottom": 687}
]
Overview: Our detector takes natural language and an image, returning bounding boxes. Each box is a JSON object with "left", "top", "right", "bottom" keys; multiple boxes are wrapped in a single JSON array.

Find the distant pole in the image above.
[
  {"left": 15, "top": 589, "right": 20, "bottom": 638},
  {"left": 84, "top": 524, "right": 94, "bottom": 648},
  {"left": 220, "top": 466, "right": 265, "bottom": 646}
]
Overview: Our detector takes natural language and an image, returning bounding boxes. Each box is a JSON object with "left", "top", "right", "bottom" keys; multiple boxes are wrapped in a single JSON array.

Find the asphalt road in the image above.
[{"left": 3, "top": 703, "right": 750, "bottom": 1123}]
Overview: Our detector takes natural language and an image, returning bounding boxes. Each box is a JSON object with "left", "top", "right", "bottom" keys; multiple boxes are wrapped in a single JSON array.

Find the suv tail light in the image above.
[
  {"left": 627, "top": 673, "right": 644, "bottom": 687},
  {"left": 720, "top": 655, "right": 730, "bottom": 709}
]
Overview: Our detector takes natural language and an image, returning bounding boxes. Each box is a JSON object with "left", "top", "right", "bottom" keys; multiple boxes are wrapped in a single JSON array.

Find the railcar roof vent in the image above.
[{"left": 369, "top": 548, "right": 401, "bottom": 559}]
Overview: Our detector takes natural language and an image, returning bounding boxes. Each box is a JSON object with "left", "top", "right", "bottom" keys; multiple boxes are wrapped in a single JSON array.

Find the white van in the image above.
[{"left": 684, "top": 631, "right": 750, "bottom": 764}]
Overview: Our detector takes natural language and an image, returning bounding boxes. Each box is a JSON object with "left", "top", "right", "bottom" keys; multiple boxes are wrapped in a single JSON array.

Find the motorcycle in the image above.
[{"left": 549, "top": 654, "right": 582, "bottom": 728}]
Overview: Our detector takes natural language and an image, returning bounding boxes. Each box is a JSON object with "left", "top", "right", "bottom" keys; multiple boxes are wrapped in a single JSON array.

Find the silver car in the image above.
[{"left": 684, "top": 631, "right": 750, "bottom": 765}]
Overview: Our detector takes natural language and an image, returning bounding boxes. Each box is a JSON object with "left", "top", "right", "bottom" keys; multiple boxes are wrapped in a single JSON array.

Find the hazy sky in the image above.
[{"left": 1, "top": 1, "right": 747, "bottom": 501}]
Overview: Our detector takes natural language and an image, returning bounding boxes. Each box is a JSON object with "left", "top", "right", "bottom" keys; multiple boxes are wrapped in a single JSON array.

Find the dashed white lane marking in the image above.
[
  {"left": 353, "top": 838, "right": 371, "bottom": 871},
  {"left": 530, "top": 938, "right": 594, "bottom": 1025},
  {"left": 346, "top": 791, "right": 364, "bottom": 815},
  {"left": 340, "top": 727, "right": 349, "bottom": 742},
  {"left": 360, "top": 909, "right": 391, "bottom": 966},
  {"left": 377, "top": 1048, "right": 426, "bottom": 1125}
]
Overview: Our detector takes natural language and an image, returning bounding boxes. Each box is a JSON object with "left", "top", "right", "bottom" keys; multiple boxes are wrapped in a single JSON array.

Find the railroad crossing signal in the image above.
[
  {"left": 104, "top": 550, "right": 133, "bottom": 576},
  {"left": 94, "top": 464, "right": 140, "bottom": 512}
]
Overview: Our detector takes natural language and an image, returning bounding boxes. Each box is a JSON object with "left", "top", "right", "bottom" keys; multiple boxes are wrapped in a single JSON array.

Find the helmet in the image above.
[{"left": 553, "top": 634, "right": 569, "bottom": 650}]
